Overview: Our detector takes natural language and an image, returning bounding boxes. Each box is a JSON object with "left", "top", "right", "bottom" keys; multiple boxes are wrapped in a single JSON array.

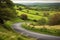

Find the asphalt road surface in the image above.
[{"left": 12, "top": 23, "right": 60, "bottom": 40}]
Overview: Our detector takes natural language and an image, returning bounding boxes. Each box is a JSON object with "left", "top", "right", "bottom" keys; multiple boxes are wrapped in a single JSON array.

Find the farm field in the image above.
[{"left": 14, "top": 4, "right": 60, "bottom": 36}]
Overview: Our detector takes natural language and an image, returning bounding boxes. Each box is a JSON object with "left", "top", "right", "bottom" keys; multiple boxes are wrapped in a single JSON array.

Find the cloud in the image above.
[
  {"left": 11, "top": 0, "right": 60, "bottom": 3},
  {"left": 13, "top": 0, "right": 60, "bottom": 1}
]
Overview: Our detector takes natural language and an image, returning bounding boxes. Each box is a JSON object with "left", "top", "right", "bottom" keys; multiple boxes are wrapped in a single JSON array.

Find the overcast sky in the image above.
[{"left": 11, "top": 0, "right": 60, "bottom": 3}]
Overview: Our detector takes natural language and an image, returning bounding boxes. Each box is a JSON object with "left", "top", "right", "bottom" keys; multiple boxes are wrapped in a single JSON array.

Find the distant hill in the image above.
[
  {"left": 15, "top": 3, "right": 60, "bottom": 11},
  {"left": 22, "top": 3, "right": 60, "bottom": 7},
  {"left": 15, "top": 3, "right": 60, "bottom": 8}
]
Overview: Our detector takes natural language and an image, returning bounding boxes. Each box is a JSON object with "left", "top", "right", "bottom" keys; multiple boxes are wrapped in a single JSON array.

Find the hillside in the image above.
[
  {"left": 0, "top": 0, "right": 60, "bottom": 40},
  {"left": 14, "top": 3, "right": 60, "bottom": 36},
  {"left": 15, "top": 3, "right": 60, "bottom": 11},
  {"left": 0, "top": 0, "right": 36, "bottom": 40}
]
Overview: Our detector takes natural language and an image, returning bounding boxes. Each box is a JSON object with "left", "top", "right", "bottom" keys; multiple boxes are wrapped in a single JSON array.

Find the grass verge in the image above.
[{"left": 22, "top": 23, "right": 60, "bottom": 36}]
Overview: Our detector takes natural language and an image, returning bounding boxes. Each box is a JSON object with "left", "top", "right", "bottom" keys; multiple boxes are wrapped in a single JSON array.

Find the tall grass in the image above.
[{"left": 22, "top": 23, "right": 60, "bottom": 36}]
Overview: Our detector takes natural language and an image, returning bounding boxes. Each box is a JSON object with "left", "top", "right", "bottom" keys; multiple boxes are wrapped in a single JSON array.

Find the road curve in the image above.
[{"left": 12, "top": 23, "right": 60, "bottom": 40}]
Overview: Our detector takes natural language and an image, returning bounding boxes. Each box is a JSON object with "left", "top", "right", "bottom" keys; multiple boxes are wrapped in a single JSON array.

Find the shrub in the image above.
[
  {"left": 33, "top": 20, "right": 37, "bottom": 22},
  {"left": 20, "top": 14, "right": 28, "bottom": 20},
  {"left": 3, "top": 21, "right": 13, "bottom": 30},
  {"left": 35, "top": 13, "right": 39, "bottom": 15},
  {"left": 38, "top": 18, "right": 47, "bottom": 25},
  {"left": 43, "top": 12, "right": 49, "bottom": 17},
  {"left": 49, "top": 13, "right": 60, "bottom": 25}
]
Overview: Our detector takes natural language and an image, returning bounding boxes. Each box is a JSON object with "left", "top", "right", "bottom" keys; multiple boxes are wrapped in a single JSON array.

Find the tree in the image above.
[
  {"left": 0, "top": 0, "right": 14, "bottom": 8},
  {"left": 38, "top": 18, "right": 47, "bottom": 25},
  {"left": 43, "top": 12, "right": 49, "bottom": 17},
  {"left": 49, "top": 13, "right": 60, "bottom": 25},
  {"left": 0, "top": 0, "right": 16, "bottom": 24},
  {"left": 20, "top": 14, "right": 28, "bottom": 20},
  {"left": 36, "top": 13, "right": 39, "bottom": 15},
  {"left": 19, "top": 7, "right": 22, "bottom": 11}
]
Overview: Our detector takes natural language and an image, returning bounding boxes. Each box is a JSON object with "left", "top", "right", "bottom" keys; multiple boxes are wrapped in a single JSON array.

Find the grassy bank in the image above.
[
  {"left": 0, "top": 19, "right": 36, "bottom": 40},
  {"left": 22, "top": 23, "right": 60, "bottom": 36}
]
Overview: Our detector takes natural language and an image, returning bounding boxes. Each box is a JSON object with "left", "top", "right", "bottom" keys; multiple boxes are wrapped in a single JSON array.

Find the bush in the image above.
[
  {"left": 3, "top": 21, "right": 13, "bottom": 30},
  {"left": 43, "top": 12, "right": 49, "bottom": 17},
  {"left": 38, "top": 18, "right": 47, "bottom": 25},
  {"left": 20, "top": 14, "right": 28, "bottom": 20},
  {"left": 49, "top": 13, "right": 60, "bottom": 25},
  {"left": 22, "top": 23, "right": 60, "bottom": 36},
  {"left": 33, "top": 20, "right": 37, "bottom": 22},
  {"left": 35, "top": 13, "right": 39, "bottom": 15}
]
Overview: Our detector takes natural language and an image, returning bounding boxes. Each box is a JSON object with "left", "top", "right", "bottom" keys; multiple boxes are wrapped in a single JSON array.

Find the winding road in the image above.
[{"left": 12, "top": 23, "right": 60, "bottom": 40}]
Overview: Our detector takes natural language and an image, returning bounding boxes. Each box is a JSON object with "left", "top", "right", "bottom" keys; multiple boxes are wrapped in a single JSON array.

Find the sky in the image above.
[{"left": 11, "top": 0, "right": 60, "bottom": 3}]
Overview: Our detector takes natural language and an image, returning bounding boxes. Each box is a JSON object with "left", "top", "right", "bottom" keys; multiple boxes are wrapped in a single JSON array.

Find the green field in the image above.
[
  {"left": 14, "top": 3, "right": 60, "bottom": 36},
  {"left": 0, "top": 0, "right": 60, "bottom": 40}
]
